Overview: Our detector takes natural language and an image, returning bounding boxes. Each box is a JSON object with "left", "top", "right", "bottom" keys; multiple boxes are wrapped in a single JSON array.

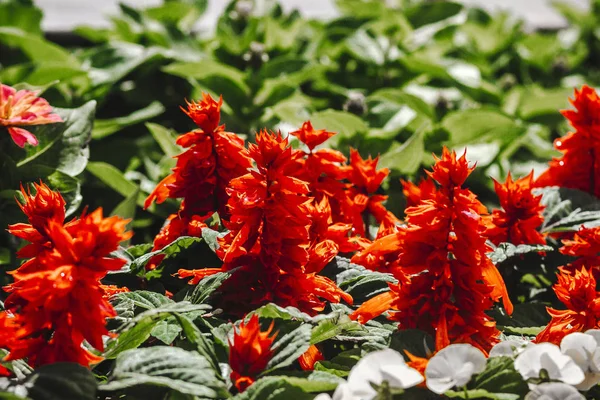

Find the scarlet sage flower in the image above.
[
  {"left": 144, "top": 93, "right": 251, "bottom": 269},
  {"left": 229, "top": 314, "right": 277, "bottom": 392},
  {"left": 346, "top": 149, "right": 399, "bottom": 238},
  {"left": 351, "top": 148, "right": 512, "bottom": 353},
  {"left": 484, "top": 172, "right": 546, "bottom": 246},
  {"left": 2, "top": 185, "right": 131, "bottom": 367},
  {"left": 560, "top": 226, "right": 600, "bottom": 271},
  {"left": 182, "top": 130, "right": 351, "bottom": 315},
  {"left": 536, "top": 267, "right": 600, "bottom": 344},
  {"left": 0, "top": 84, "right": 62, "bottom": 147},
  {"left": 535, "top": 85, "right": 600, "bottom": 197},
  {"left": 401, "top": 178, "right": 436, "bottom": 208}
]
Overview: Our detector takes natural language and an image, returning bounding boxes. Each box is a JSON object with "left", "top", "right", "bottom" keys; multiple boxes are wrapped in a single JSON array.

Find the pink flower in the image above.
[{"left": 0, "top": 84, "right": 62, "bottom": 147}]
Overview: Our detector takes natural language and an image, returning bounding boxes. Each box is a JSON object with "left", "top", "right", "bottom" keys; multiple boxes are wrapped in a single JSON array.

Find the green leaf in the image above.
[
  {"left": 232, "top": 377, "right": 311, "bottom": 400},
  {"left": 536, "top": 187, "right": 600, "bottom": 232},
  {"left": 489, "top": 303, "right": 550, "bottom": 336},
  {"left": 104, "top": 302, "right": 210, "bottom": 359},
  {"left": 310, "top": 316, "right": 365, "bottom": 345},
  {"left": 150, "top": 317, "right": 183, "bottom": 345},
  {"left": 128, "top": 236, "right": 203, "bottom": 274},
  {"left": 471, "top": 356, "right": 528, "bottom": 396},
  {"left": 0, "top": 363, "right": 97, "bottom": 400},
  {"left": 92, "top": 102, "right": 165, "bottom": 140},
  {"left": 389, "top": 329, "right": 434, "bottom": 358},
  {"left": 518, "top": 87, "right": 572, "bottom": 122},
  {"left": 309, "top": 110, "right": 369, "bottom": 148},
  {"left": 441, "top": 109, "right": 523, "bottom": 147},
  {"left": 0, "top": 27, "right": 79, "bottom": 65},
  {"left": 15, "top": 101, "right": 96, "bottom": 177},
  {"left": 174, "top": 313, "right": 221, "bottom": 375},
  {"left": 405, "top": 1, "right": 463, "bottom": 28},
  {"left": 345, "top": 30, "right": 385, "bottom": 66},
  {"left": 379, "top": 126, "right": 426, "bottom": 174},
  {"left": 186, "top": 271, "right": 231, "bottom": 305},
  {"left": 86, "top": 162, "right": 144, "bottom": 207},
  {"left": 110, "top": 188, "right": 139, "bottom": 234},
  {"left": 163, "top": 60, "right": 249, "bottom": 108},
  {"left": 100, "top": 347, "right": 228, "bottom": 398},
  {"left": 334, "top": 257, "right": 396, "bottom": 303},
  {"left": 263, "top": 324, "right": 312, "bottom": 374},
  {"left": 113, "top": 290, "right": 173, "bottom": 310},
  {"left": 445, "top": 389, "right": 519, "bottom": 400},
  {"left": 46, "top": 170, "right": 82, "bottom": 217},
  {"left": 488, "top": 243, "right": 553, "bottom": 265},
  {"left": 146, "top": 122, "right": 180, "bottom": 158},
  {"left": 0, "top": 2, "right": 42, "bottom": 36}
]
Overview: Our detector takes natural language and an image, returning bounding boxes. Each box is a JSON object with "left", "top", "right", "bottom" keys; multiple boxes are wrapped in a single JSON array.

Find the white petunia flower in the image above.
[
  {"left": 524, "top": 382, "right": 584, "bottom": 400},
  {"left": 314, "top": 382, "right": 360, "bottom": 400},
  {"left": 560, "top": 332, "right": 600, "bottom": 390},
  {"left": 425, "top": 343, "right": 487, "bottom": 394},
  {"left": 489, "top": 339, "right": 534, "bottom": 358},
  {"left": 514, "top": 342, "right": 584, "bottom": 387},
  {"left": 346, "top": 348, "right": 424, "bottom": 398}
]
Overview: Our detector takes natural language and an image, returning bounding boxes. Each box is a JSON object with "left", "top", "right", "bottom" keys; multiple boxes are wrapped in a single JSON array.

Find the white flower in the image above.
[
  {"left": 314, "top": 382, "right": 360, "bottom": 400},
  {"left": 489, "top": 339, "right": 534, "bottom": 358},
  {"left": 560, "top": 332, "right": 600, "bottom": 390},
  {"left": 514, "top": 342, "right": 584, "bottom": 386},
  {"left": 425, "top": 343, "right": 487, "bottom": 394},
  {"left": 524, "top": 382, "right": 584, "bottom": 400},
  {"left": 346, "top": 349, "right": 424, "bottom": 398}
]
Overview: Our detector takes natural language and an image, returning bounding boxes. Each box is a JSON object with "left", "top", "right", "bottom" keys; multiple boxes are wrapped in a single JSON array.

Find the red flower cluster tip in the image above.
[
  {"left": 536, "top": 266, "right": 600, "bottom": 344},
  {"left": 2, "top": 183, "right": 131, "bottom": 367},
  {"left": 228, "top": 314, "right": 277, "bottom": 392},
  {"left": 484, "top": 172, "right": 546, "bottom": 246},
  {"left": 0, "top": 84, "right": 62, "bottom": 147},
  {"left": 351, "top": 148, "right": 512, "bottom": 353},
  {"left": 535, "top": 85, "right": 600, "bottom": 197},
  {"left": 144, "top": 93, "right": 252, "bottom": 269}
]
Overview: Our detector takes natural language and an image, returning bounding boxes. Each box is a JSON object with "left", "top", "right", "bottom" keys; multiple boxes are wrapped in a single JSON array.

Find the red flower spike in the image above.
[
  {"left": 484, "top": 172, "right": 546, "bottom": 246},
  {"left": 0, "top": 84, "right": 62, "bottom": 147},
  {"left": 145, "top": 93, "right": 251, "bottom": 270},
  {"left": 535, "top": 85, "right": 600, "bottom": 197},
  {"left": 351, "top": 147, "right": 511, "bottom": 354},
  {"left": 13, "top": 182, "right": 66, "bottom": 236},
  {"left": 229, "top": 314, "right": 277, "bottom": 392},
  {"left": 536, "top": 267, "right": 600, "bottom": 344},
  {"left": 3, "top": 187, "right": 131, "bottom": 368}
]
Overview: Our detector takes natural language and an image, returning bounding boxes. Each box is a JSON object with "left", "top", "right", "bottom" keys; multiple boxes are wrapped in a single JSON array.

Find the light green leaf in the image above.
[
  {"left": 379, "top": 126, "right": 426, "bottom": 174},
  {"left": 0, "top": 27, "right": 78, "bottom": 65},
  {"left": 100, "top": 347, "right": 228, "bottom": 398},
  {"left": 146, "top": 122, "right": 181, "bottom": 157},
  {"left": 263, "top": 324, "right": 311, "bottom": 374},
  {"left": 92, "top": 102, "right": 165, "bottom": 140}
]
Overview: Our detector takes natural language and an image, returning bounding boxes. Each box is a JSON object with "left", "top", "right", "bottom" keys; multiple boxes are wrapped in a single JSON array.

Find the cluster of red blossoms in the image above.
[
  {"left": 145, "top": 93, "right": 399, "bottom": 316},
  {"left": 0, "top": 183, "right": 131, "bottom": 367},
  {"left": 350, "top": 149, "right": 514, "bottom": 353}
]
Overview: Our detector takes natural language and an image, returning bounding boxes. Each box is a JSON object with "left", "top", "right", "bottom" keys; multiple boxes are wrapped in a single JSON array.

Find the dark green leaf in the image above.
[{"left": 92, "top": 102, "right": 165, "bottom": 140}]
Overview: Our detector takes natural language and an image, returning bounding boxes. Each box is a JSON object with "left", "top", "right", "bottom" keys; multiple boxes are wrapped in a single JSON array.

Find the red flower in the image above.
[
  {"left": 535, "top": 85, "right": 600, "bottom": 197},
  {"left": 145, "top": 93, "right": 251, "bottom": 269},
  {"left": 345, "top": 149, "right": 399, "bottom": 238},
  {"left": 290, "top": 121, "right": 336, "bottom": 152},
  {"left": 100, "top": 284, "right": 130, "bottom": 299},
  {"left": 299, "top": 344, "right": 324, "bottom": 370},
  {"left": 484, "top": 172, "right": 546, "bottom": 246},
  {"left": 181, "top": 93, "right": 222, "bottom": 134},
  {"left": 229, "top": 314, "right": 277, "bottom": 392},
  {"left": 401, "top": 178, "right": 436, "bottom": 208},
  {"left": 183, "top": 130, "right": 351, "bottom": 316},
  {"left": 0, "top": 84, "right": 62, "bottom": 147},
  {"left": 536, "top": 267, "right": 600, "bottom": 344},
  {"left": 2, "top": 187, "right": 131, "bottom": 367},
  {"left": 351, "top": 148, "right": 511, "bottom": 353}
]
